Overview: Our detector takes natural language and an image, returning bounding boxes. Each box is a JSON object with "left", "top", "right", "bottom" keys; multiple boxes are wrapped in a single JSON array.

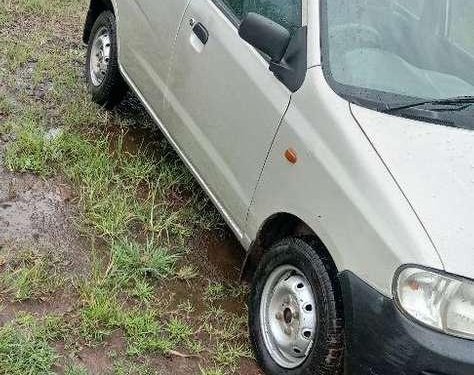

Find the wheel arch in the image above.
[
  {"left": 83, "top": 0, "right": 116, "bottom": 44},
  {"left": 241, "top": 212, "right": 340, "bottom": 283}
]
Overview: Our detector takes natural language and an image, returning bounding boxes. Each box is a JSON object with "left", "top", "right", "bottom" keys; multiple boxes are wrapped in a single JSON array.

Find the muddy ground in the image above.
[
  {"left": 0, "top": 1, "right": 262, "bottom": 374},
  {"left": 0, "top": 94, "right": 262, "bottom": 375}
]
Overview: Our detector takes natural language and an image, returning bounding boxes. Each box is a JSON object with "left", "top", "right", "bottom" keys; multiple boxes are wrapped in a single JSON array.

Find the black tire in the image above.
[
  {"left": 85, "top": 11, "right": 127, "bottom": 109},
  {"left": 249, "top": 237, "right": 345, "bottom": 375}
]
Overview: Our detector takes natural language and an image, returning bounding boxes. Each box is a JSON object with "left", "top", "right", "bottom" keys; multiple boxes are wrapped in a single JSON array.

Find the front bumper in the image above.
[{"left": 339, "top": 271, "right": 474, "bottom": 375}]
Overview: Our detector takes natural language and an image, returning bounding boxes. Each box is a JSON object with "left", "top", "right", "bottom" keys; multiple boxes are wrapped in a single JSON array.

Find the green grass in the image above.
[
  {"left": 200, "top": 367, "right": 226, "bottom": 375},
  {"left": 3, "top": 105, "right": 219, "bottom": 242},
  {"left": 0, "top": 39, "right": 36, "bottom": 71},
  {"left": 176, "top": 265, "right": 200, "bottom": 282},
  {"left": 204, "top": 282, "right": 227, "bottom": 302},
  {"left": 80, "top": 286, "right": 122, "bottom": 342},
  {"left": 3, "top": 115, "right": 203, "bottom": 239},
  {"left": 0, "top": 95, "right": 15, "bottom": 119},
  {"left": 0, "top": 5, "right": 10, "bottom": 27},
  {"left": 121, "top": 309, "right": 170, "bottom": 355},
  {"left": 0, "top": 315, "right": 62, "bottom": 375},
  {"left": 166, "top": 317, "right": 194, "bottom": 343},
  {"left": 82, "top": 304, "right": 195, "bottom": 356},
  {"left": 110, "top": 238, "right": 178, "bottom": 283},
  {"left": 0, "top": 0, "right": 85, "bottom": 18},
  {"left": 213, "top": 343, "right": 252, "bottom": 370},
  {"left": 177, "top": 300, "right": 195, "bottom": 318},
  {"left": 79, "top": 286, "right": 196, "bottom": 356},
  {"left": 64, "top": 364, "right": 89, "bottom": 375},
  {"left": 203, "top": 310, "right": 248, "bottom": 343},
  {"left": 130, "top": 278, "right": 154, "bottom": 303},
  {"left": 204, "top": 282, "right": 247, "bottom": 303},
  {"left": 4, "top": 116, "right": 63, "bottom": 176},
  {"left": 1, "top": 250, "right": 62, "bottom": 301}
]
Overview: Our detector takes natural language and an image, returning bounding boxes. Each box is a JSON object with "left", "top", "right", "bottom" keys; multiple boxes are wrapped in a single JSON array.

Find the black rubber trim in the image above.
[
  {"left": 339, "top": 271, "right": 474, "bottom": 375},
  {"left": 192, "top": 22, "right": 209, "bottom": 45},
  {"left": 270, "top": 26, "right": 307, "bottom": 92}
]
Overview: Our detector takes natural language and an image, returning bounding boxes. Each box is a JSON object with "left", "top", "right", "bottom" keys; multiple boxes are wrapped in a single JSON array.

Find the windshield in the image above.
[{"left": 321, "top": 0, "right": 474, "bottom": 126}]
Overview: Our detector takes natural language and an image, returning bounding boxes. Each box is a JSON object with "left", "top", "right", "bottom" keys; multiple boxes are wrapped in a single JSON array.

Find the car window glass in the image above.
[
  {"left": 322, "top": 0, "right": 474, "bottom": 131},
  {"left": 448, "top": 0, "right": 474, "bottom": 55},
  {"left": 395, "top": 0, "right": 425, "bottom": 18},
  {"left": 221, "top": 0, "right": 302, "bottom": 33},
  {"left": 222, "top": 0, "right": 244, "bottom": 18}
]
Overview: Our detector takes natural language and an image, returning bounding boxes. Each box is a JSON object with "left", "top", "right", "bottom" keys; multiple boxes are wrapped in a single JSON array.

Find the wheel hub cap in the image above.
[
  {"left": 90, "top": 27, "right": 111, "bottom": 86},
  {"left": 260, "top": 265, "right": 317, "bottom": 369}
]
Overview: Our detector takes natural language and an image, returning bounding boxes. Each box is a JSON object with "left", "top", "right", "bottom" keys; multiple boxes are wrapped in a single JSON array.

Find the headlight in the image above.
[{"left": 395, "top": 266, "right": 474, "bottom": 340}]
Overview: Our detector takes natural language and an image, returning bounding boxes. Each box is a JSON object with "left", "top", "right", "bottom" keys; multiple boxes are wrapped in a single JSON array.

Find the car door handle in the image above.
[{"left": 192, "top": 22, "right": 209, "bottom": 45}]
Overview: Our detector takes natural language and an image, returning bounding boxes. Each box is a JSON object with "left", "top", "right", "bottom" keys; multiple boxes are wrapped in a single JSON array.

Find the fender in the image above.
[{"left": 83, "top": 0, "right": 117, "bottom": 44}]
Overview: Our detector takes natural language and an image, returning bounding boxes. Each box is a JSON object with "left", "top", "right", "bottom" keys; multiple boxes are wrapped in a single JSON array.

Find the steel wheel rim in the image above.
[
  {"left": 260, "top": 265, "right": 317, "bottom": 369},
  {"left": 90, "top": 26, "right": 111, "bottom": 87}
]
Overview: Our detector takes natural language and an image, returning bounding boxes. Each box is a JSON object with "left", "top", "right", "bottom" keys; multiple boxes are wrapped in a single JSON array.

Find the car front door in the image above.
[
  {"left": 115, "top": 0, "right": 191, "bottom": 114},
  {"left": 162, "top": 0, "right": 303, "bottom": 238}
]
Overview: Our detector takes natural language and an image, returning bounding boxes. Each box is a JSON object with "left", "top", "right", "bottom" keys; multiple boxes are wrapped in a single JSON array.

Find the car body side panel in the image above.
[
  {"left": 114, "top": 0, "right": 190, "bottom": 114},
  {"left": 247, "top": 67, "right": 443, "bottom": 296},
  {"left": 161, "top": 0, "right": 291, "bottom": 236}
]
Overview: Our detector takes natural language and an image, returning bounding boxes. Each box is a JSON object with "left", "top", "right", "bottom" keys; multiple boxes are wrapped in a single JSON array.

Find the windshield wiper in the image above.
[{"left": 384, "top": 95, "right": 474, "bottom": 113}]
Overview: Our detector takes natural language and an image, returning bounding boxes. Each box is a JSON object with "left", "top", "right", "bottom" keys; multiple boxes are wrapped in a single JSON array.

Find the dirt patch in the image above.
[
  {"left": 74, "top": 332, "right": 126, "bottom": 374},
  {"left": 196, "top": 231, "right": 246, "bottom": 282},
  {"left": 0, "top": 112, "right": 261, "bottom": 374},
  {"left": 0, "top": 142, "right": 90, "bottom": 278},
  {"left": 0, "top": 291, "right": 76, "bottom": 325}
]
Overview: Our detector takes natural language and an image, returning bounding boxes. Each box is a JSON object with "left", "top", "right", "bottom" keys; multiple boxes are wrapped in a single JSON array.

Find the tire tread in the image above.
[{"left": 249, "top": 236, "right": 345, "bottom": 375}]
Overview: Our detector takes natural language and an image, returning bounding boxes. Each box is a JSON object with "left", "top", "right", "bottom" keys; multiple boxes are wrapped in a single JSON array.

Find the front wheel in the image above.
[
  {"left": 85, "top": 11, "right": 127, "bottom": 109},
  {"left": 249, "top": 237, "right": 344, "bottom": 374}
]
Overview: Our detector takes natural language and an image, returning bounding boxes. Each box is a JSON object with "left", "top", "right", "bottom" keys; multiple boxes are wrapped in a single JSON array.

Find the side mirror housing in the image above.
[
  {"left": 238, "top": 13, "right": 307, "bottom": 92},
  {"left": 238, "top": 12, "right": 291, "bottom": 62}
]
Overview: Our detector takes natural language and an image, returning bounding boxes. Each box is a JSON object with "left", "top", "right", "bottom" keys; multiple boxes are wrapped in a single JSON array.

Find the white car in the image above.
[{"left": 83, "top": 0, "right": 474, "bottom": 373}]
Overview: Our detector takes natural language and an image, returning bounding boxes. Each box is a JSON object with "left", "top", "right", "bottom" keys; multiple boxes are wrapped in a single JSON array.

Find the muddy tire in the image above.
[
  {"left": 85, "top": 11, "right": 127, "bottom": 109},
  {"left": 249, "top": 237, "right": 344, "bottom": 375}
]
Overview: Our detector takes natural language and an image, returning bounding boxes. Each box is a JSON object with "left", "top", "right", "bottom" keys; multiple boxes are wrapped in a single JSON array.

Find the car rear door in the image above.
[
  {"left": 161, "top": 0, "right": 303, "bottom": 237},
  {"left": 115, "top": 0, "right": 191, "bottom": 114}
]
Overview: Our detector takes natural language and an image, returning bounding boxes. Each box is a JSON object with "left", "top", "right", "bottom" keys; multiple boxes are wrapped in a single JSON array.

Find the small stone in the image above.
[{"left": 45, "top": 127, "right": 63, "bottom": 141}]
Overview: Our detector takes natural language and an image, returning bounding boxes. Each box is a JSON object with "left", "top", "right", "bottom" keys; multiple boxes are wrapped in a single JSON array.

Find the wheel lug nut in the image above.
[
  {"left": 275, "top": 312, "right": 283, "bottom": 320},
  {"left": 284, "top": 327, "right": 292, "bottom": 335}
]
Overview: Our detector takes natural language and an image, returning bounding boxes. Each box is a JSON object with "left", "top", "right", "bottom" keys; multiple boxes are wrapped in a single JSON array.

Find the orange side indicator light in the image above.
[
  {"left": 284, "top": 148, "right": 298, "bottom": 164},
  {"left": 409, "top": 280, "right": 420, "bottom": 291}
]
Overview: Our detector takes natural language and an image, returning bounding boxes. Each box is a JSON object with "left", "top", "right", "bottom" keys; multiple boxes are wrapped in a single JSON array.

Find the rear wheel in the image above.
[
  {"left": 249, "top": 237, "right": 344, "bottom": 374},
  {"left": 85, "top": 11, "right": 127, "bottom": 109}
]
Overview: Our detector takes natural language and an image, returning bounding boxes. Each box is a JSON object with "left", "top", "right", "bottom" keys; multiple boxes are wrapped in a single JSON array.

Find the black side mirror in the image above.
[
  {"left": 238, "top": 13, "right": 307, "bottom": 92},
  {"left": 238, "top": 12, "right": 291, "bottom": 63}
]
